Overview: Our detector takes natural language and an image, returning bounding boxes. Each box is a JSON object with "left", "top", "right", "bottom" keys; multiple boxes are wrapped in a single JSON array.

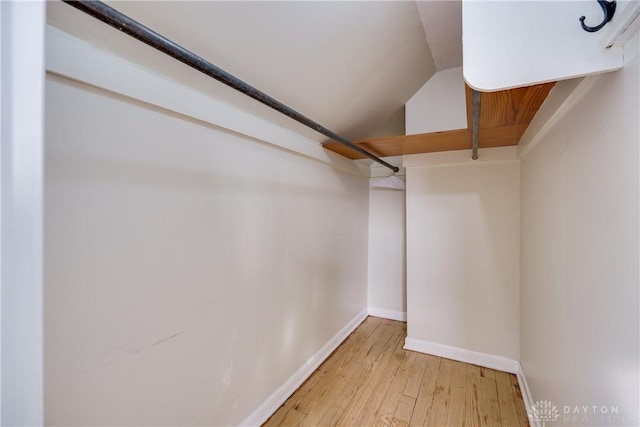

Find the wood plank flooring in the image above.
[{"left": 263, "top": 317, "right": 529, "bottom": 427}]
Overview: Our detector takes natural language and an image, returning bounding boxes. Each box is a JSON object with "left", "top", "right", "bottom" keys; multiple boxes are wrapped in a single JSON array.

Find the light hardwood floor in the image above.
[{"left": 263, "top": 317, "right": 529, "bottom": 427}]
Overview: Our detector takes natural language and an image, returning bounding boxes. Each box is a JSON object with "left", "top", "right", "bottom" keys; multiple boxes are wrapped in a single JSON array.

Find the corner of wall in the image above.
[
  {"left": 516, "top": 363, "right": 539, "bottom": 427},
  {"left": 405, "top": 66, "right": 466, "bottom": 135},
  {"left": 239, "top": 309, "right": 368, "bottom": 426}
]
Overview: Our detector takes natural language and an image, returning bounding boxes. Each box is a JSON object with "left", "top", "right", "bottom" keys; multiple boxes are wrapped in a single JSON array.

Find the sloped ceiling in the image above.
[
  {"left": 47, "top": 1, "right": 436, "bottom": 142},
  {"left": 416, "top": 0, "right": 462, "bottom": 71}
]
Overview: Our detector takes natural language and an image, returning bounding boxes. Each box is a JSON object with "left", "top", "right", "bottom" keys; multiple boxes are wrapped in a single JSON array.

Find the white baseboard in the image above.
[
  {"left": 403, "top": 337, "right": 520, "bottom": 374},
  {"left": 367, "top": 307, "right": 407, "bottom": 322},
  {"left": 239, "top": 309, "right": 368, "bottom": 426},
  {"left": 404, "top": 338, "right": 537, "bottom": 425},
  {"left": 517, "top": 363, "right": 539, "bottom": 427}
]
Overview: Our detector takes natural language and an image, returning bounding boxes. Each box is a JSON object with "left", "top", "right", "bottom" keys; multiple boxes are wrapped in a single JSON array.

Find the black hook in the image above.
[{"left": 580, "top": 0, "right": 616, "bottom": 33}]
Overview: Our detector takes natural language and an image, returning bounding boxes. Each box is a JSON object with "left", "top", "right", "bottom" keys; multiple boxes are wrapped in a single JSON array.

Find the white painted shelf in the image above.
[{"left": 462, "top": 0, "right": 635, "bottom": 91}]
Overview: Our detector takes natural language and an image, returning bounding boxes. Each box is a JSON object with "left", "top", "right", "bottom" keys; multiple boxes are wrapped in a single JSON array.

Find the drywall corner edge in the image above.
[
  {"left": 516, "top": 363, "right": 540, "bottom": 427},
  {"left": 403, "top": 337, "right": 520, "bottom": 374},
  {"left": 238, "top": 309, "right": 368, "bottom": 427},
  {"left": 517, "top": 77, "right": 595, "bottom": 159},
  {"left": 1, "top": 2, "right": 45, "bottom": 425}
]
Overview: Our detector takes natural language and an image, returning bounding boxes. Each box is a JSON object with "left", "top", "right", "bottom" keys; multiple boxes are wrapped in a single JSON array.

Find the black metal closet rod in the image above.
[{"left": 62, "top": 0, "right": 400, "bottom": 173}]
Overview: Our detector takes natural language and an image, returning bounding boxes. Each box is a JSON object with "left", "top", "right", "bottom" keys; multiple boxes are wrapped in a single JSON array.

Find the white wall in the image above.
[
  {"left": 1, "top": 1, "right": 45, "bottom": 425},
  {"left": 47, "top": 0, "right": 435, "bottom": 143},
  {"left": 405, "top": 67, "right": 467, "bottom": 135},
  {"left": 367, "top": 181, "right": 406, "bottom": 318},
  {"left": 404, "top": 147, "right": 520, "bottom": 361},
  {"left": 43, "top": 40, "right": 369, "bottom": 427},
  {"left": 520, "top": 54, "right": 639, "bottom": 423}
]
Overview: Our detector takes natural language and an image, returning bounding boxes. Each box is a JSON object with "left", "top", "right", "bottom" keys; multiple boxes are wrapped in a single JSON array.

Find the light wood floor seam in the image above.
[{"left": 263, "top": 317, "right": 529, "bottom": 427}]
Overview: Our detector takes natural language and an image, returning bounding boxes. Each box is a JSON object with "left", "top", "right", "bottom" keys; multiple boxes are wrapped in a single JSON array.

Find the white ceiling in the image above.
[
  {"left": 416, "top": 0, "right": 463, "bottom": 71},
  {"left": 48, "top": 1, "right": 437, "bottom": 142}
]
